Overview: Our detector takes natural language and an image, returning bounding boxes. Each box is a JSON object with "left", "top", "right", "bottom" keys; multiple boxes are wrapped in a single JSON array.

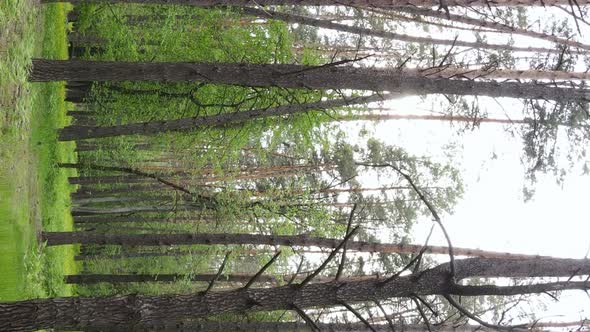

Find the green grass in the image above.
[
  {"left": 0, "top": 1, "right": 78, "bottom": 300},
  {"left": 0, "top": 0, "right": 40, "bottom": 301}
]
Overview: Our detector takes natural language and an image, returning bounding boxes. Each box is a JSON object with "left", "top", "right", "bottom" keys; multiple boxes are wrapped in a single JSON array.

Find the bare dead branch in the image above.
[
  {"left": 292, "top": 304, "right": 321, "bottom": 332},
  {"left": 335, "top": 204, "right": 358, "bottom": 281},
  {"left": 412, "top": 225, "right": 435, "bottom": 275},
  {"left": 390, "top": 165, "right": 456, "bottom": 280},
  {"left": 378, "top": 247, "right": 428, "bottom": 287},
  {"left": 204, "top": 252, "right": 231, "bottom": 294},
  {"left": 438, "top": 36, "right": 458, "bottom": 67},
  {"left": 243, "top": 251, "right": 282, "bottom": 289},
  {"left": 288, "top": 256, "right": 306, "bottom": 286},
  {"left": 414, "top": 295, "right": 439, "bottom": 317},
  {"left": 443, "top": 294, "right": 527, "bottom": 331},
  {"left": 298, "top": 226, "right": 360, "bottom": 288},
  {"left": 375, "top": 301, "right": 396, "bottom": 332},
  {"left": 379, "top": 225, "right": 434, "bottom": 287},
  {"left": 340, "top": 301, "right": 377, "bottom": 332},
  {"left": 412, "top": 297, "right": 433, "bottom": 332},
  {"left": 543, "top": 291, "right": 559, "bottom": 302}
]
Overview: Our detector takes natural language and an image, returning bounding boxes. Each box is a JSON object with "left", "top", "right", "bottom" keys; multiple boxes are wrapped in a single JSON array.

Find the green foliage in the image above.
[
  {"left": 71, "top": 4, "right": 339, "bottom": 174},
  {"left": 64, "top": 3, "right": 466, "bottom": 305}
]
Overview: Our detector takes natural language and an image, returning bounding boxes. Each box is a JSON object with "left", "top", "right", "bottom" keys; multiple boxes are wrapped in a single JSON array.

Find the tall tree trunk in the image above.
[
  {"left": 242, "top": 7, "right": 564, "bottom": 54},
  {"left": 42, "top": 231, "right": 550, "bottom": 259},
  {"left": 39, "top": 0, "right": 590, "bottom": 7},
  {"left": 58, "top": 94, "right": 387, "bottom": 140},
  {"left": 64, "top": 273, "right": 376, "bottom": 284},
  {"left": 250, "top": 185, "right": 425, "bottom": 197},
  {"left": 74, "top": 248, "right": 327, "bottom": 260},
  {"left": 72, "top": 185, "right": 164, "bottom": 199},
  {"left": 347, "top": 113, "right": 528, "bottom": 124},
  {"left": 68, "top": 33, "right": 107, "bottom": 46},
  {"left": 65, "top": 273, "right": 279, "bottom": 284},
  {"left": 65, "top": 81, "right": 93, "bottom": 103},
  {"left": 70, "top": 205, "right": 203, "bottom": 216},
  {"left": 2, "top": 257, "right": 589, "bottom": 331},
  {"left": 143, "top": 321, "right": 561, "bottom": 331},
  {"left": 388, "top": 6, "right": 590, "bottom": 51},
  {"left": 69, "top": 175, "right": 150, "bottom": 185},
  {"left": 30, "top": 60, "right": 589, "bottom": 102},
  {"left": 73, "top": 196, "right": 158, "bottom": 206},
  {"left": 400, "top": 66, "right": 590, "bottom": 81},
  {"left": 73, "top": 214, "right": 216, "bottom": 224},
  {"left": 346, "top": 113, "right": 589, "bottom": 128}
]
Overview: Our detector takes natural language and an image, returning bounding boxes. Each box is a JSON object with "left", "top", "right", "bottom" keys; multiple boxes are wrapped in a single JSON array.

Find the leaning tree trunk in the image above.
[
  {"left": 242, "top": 7, "right": 564, "bottom": 54},
  {"left": 42, "top": 231, "right": 551, "bottom": 259},
  {"left": 72, "top": 248, "right": 327, "bottom": 261},
  {"left": 385, "top": 6, "right": 590, "bottom": 51},
  {"left": 346, "top": 113, "right": 588, "bottom": 129},
  {"left": 154, "top": 321, "right": 570, "bottom": 331},
  {"left": 30, "top": 60, "right": 590, "bottom": 102},
  {"left": 155, "top": 321, "right": 495, "bottom": 331},
  {"left": 58, "top": 94, "right": 389, "bottom": 140},
  {"left": 347, "top": 113, "right": 530, "bottom": 124},
  {"left": 65, "top": 273, "right": 280, "bottom": 284},
  {"left": 64, "top": 273, "right": 376, "bottom": 284},
  {"left": 1, "top": 257, "right": 589, "bottom": 331},
  {"left": 70, "top": 204, "right": 204, "bottom": 216},
  {"left": 38, "top": 0, "right": 590, "bottom": 7},
  {"left": 400, "top": 66, "right": 590, "bottom": 81}
]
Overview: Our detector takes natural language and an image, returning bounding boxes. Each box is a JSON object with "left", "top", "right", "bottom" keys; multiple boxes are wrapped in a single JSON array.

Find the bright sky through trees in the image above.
[{"left": 343, "top": 93, "right": 590, "bottom": 324}]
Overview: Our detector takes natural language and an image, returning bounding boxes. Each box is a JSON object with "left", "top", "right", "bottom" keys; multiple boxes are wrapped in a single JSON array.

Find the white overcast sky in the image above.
[
  {"left": 341, "top": 94, "right": 590, "bottom": 326},
  {"left": 303, "top": 4, "right": 590, "bottom": 326}
]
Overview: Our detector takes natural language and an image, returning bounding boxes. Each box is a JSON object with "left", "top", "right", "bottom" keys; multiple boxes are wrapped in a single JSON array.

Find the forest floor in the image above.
[{"left": 0, "top": 1, "right": 78, "bottom": 300}]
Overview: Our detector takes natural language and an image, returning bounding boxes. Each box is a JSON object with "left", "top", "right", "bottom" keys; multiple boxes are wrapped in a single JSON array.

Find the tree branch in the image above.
[
  {"left": 340, "top": 301, "right": 377, "bottom": 332},
  {"left": 411, "top": 297, "right": 433, "bottom": 332},
  {"left": 292, "top": 304, "right": 320, "bottom": 332},
  {"left": 443, "top": 294, "right": 527, "bottom": 331},
  {"left": 243, "top": 251, "right": 282, "bottom": 289},
  {"left": 374, "top": 301, "right": 396, "bottom": 332},
  {"left": 287, "top": 256, "right": 305, "bottom": 286},
  {"left": 378, "top": 225, "right": 434, "bottom": 287},
  {"left": 204, "top": 252, "right": 231, "bottom": 294},
  {"left": 335, "top": 204, "right": 358, "bottom": 281},
  {"left": 298, "top": 226, "right": 360, "bottom": 288},
  {"left": 389, "top": 165, "right": 456, "bottom": 280}
]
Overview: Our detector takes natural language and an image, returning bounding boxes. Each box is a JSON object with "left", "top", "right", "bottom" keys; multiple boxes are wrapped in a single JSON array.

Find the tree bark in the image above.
[
  {"left": 400, "top": 66, "right": 590, "bottom": 81},
  {"left": 2, "top": 257, "right": 589, "bottom": 331},
  {"left": 242, "top": 7, "right": 565, "bottom": 54},
  {"left": 73, "top": 248, "right": 327, "bottom": 260},
  {"left": 38, "top": 0, "right": 590, "bottom": 7},
  {"left": 149, "top": 320, "right": 581, "bottom": 331},
  {"left": 30, "top": 60, "right": 590, "bottom": 102},
  {"left": 58, "top": 94, "right": 389, "bottom": 140},
  {"left": 70, "top": 205, "right": 204, "bottom": 216},
  {"left": 42, "top": 231, "right": 550, "bottom": 259},
  {"left": 60, "top": 163, "right": 199, "bottom": 197},
  {"left": 65, "top": 273, "right": 279, "bottom": 284},
  {"left": 348, "top": 113, "right": 529, "bottom": 124},
  {"left": 385, "top": 6, "right": 590, "bottom": 51},
  {"left": 69, "top": 175, "right": 149, "bottom": 185},
  {"left": 148, "top": 321, "right": 496, "bottom": 331},
  {"left": 64, "top": 273, "right": 376, "bottom": 284},
  {"left": 65, "top": 81, "right": 93, "bottom": 103}
]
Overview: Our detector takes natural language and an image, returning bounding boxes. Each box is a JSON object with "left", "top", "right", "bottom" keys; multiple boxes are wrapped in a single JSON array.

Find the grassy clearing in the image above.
[
  {"left": 0, "top": 0, "right": 40, "bottom": 301},
  {"left": 0, "top": 1, "right": 78, "bottom": 300}
]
